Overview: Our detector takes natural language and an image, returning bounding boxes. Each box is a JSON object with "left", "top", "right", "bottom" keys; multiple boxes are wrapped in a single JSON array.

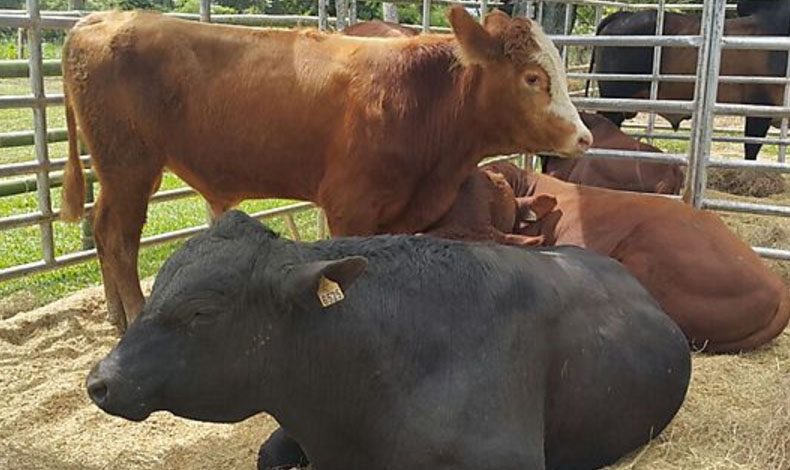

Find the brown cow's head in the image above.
[{"left": 449, "top": 7, "right": 592, "bottom": 158}]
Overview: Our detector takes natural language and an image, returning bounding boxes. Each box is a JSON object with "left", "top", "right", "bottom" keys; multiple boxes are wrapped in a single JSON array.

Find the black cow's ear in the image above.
[{"left": 281, "top": 256, "right": 368, "bottom": 310}]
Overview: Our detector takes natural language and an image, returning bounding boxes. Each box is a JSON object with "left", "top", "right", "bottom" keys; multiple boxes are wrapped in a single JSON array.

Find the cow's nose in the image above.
[
  {"left": 577, "top": 131, "right": 593, "bottom": 152},
  {"left": 87, "top": 375, "right": 108, "bottom": 405}
]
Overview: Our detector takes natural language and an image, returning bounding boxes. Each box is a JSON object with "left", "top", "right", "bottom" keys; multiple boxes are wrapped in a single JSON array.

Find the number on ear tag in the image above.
[{"left": 317, "top": 276, "right": 344, "bottom": 307}]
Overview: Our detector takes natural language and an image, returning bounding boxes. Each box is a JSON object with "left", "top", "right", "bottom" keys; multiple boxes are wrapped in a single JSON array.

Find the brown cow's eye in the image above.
[{"left": 525, "top": 74, "right": 540, "bottom": 87}]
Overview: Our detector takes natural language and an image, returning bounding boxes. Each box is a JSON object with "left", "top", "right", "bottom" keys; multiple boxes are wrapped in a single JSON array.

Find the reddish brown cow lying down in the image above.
[
  {"left": 541, "top": 112, "right": 684, "bottom": 194},
  {"left": 432, "top": 161, "right": 788, "bottom": 353}
]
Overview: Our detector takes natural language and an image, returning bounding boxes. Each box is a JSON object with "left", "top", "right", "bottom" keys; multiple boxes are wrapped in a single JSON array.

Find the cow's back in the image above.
[{"left": 63, "top": 11, "right": 354, "bottom": 201}]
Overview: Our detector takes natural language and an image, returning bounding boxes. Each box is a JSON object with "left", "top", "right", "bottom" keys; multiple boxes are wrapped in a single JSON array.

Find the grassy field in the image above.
[{"left": 0, "top": 74, "right": 322, "bottom": 314}]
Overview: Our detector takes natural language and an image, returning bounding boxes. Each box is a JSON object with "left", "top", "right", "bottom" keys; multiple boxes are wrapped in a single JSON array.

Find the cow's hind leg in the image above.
[
  {"left": 257, "top": 428, "right": 309, "bottom": 470},
  {"left": 745, "top": 116, "right": 771, "bottom": 160},
  {"left": 92, "top": 155, "right": 164, "bottom": 331}
]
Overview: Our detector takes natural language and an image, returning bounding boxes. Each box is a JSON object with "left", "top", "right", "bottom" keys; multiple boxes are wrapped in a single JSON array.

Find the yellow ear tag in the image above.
[{"left": 317, "top": 276, "right": 344, "bottom": 308}]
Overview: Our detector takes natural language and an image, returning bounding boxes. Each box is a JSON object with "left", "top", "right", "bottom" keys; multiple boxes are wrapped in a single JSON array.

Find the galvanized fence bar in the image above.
[
  {"left": 645, "top": 0, "right": 664, "bottom": 143},
  {"left": 25, "top": 0, "right": 56, "bottom": 265},
  {"left": 336, "top": 0, "right": 347, "bottom": 30},
  {"left": 319, "top": 0, "right": 327, "bottom": 31},
  {"left": 349, "top": 0, "right": 357, "bottom": 25},
  {"left": 199, "top": 0, "right": 210, "bottom": 22},
  {"left": 778, "top": 49, "right": 790, "bottom": 163},
  {"left": 682, "top": 0, "right": 726, "bottom": 208},
  {"left": 422, "top": 0, "right": 431, "bottom": 33}
]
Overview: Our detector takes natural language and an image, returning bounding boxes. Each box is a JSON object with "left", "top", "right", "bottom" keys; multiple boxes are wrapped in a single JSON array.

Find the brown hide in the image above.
[
  {"left": 485, "top": 161, "right": 790, "bottom": 354},
  {"left": 342, "top": 20, "right": 418, "bottom": 38},
  {"left": 60, "top": 8, "right": 591, "bottom": 328},
  {"left": 543, "top": 113, "right": 684, "bottom": 194},
  {"left": 424, "top": 169, "right": 555, "bottom": 246}
]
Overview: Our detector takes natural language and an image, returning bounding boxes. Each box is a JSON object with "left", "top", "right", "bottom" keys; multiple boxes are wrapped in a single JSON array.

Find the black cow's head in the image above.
[{"left": 86, "top": 211, "right": 367, "bottom": 423}]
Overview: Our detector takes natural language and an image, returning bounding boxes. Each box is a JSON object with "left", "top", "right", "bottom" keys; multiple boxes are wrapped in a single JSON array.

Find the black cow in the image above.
[
  {"left": 737, "top": 0, "right": 790, "bottom": 17},
  {"left": 86, "top": 211, "right": 691, "bottom": 470},
  {"left": 591, "top": 5, "right": 790, "bottom": 160}
]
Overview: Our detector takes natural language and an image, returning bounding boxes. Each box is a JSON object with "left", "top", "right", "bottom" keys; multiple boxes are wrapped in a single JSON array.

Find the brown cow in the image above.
[
  {"left": 342, "top": 20, "right": 418, "bottom": 38},
  {"left": 541, "top": 112, "right": 684, "bottom": 194},
  {"left": 60, "top": 7, "right": 593, "bottom": 329},
  {"left": 482, "top": 162, "right": 790, "bottom": 353}
]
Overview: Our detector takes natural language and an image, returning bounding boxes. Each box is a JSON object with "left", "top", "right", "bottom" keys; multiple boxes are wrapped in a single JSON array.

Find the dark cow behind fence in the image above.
[
  {"left": 541, "top": 112, "right": 684, "bottom": 194},
  {"left": 590, "top": 4, "right": 790, "bottom": 160},
  {"left": 737, "top": 0, "right": 790, "bottom": 17},
  {"left": 60, "top": 7, "right": 592, "bottom": 330},
  {"left": 483, "top": 162, "right": 790, "bottom": 353},
  {"left": 86, "top": 211, "right": 690, "bottom": 470}
]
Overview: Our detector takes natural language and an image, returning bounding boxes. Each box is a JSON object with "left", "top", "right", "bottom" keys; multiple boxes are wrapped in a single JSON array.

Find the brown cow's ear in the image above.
[
  {"left": 281, "top": 256, "right": 368, "bottom": 310},
  {"left": 516, "top": 194, "right": 558, "bottom": 222},
  {"left": 483, "top": 9, "right": 511, "bottom": 37},
  {"left": 449, "top": 5, "right": 503, "bottom": 65}
]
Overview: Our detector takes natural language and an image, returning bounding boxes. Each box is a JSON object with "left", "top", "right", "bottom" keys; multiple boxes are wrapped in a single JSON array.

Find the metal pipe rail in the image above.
[
  {"left": 0, "top": 12, "right": 340, "bottom": 29},
  {"left": 0, "top": 155, "right": 90, "bottom": 178},
  {"left": 0, "top": 201, "right": 317, "bottom": 282},
  {"left": 0, "top": 94, "right": 63, "bottom": 109},
  {"left": 551, "top": 35, "right": 701, "bottom": 48},
  {"left": 569, "top": 72, "right": 790, "bottom": 86}
]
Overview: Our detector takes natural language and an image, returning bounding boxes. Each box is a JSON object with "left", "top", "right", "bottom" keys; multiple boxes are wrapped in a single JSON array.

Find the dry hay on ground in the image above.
[
  {"left": 707, "top": 168, "right": 787, "bottom": 198},
  {"left": 1, "top": 277, "right": 789, "bottom": 470}
]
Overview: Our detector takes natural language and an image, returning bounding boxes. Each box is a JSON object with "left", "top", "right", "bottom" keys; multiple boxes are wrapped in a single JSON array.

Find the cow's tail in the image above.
[{"left": 60, "top": 86, "right": 85, "bottom": 223}]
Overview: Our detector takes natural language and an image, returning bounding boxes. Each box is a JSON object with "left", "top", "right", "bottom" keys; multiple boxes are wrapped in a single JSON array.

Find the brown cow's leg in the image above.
[
  {"left": 92, "top": 165, "right": 164, "bottom": 331},
  {"left": 207, "top": 199, "right": 235, "bottom": 221}
]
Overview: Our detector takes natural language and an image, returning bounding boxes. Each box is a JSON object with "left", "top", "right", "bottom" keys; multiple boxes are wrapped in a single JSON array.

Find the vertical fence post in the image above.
[
  {"left": 422, "top": 0, "right": 431, "bottom": 33},
  {"left": 81, "top": 181, "right": 95, "bottom": 250},
  {"left": 27, "top": 0, "right": 55, "bottom": 265},
  {"left": 512, "top": 0, "right": 529, "bottom": 18},
  {"left": 561, "top": 2, "right": 572, "bottom": 64},
  {"left": 349, "top": 0, "right": 357, "bottom": 25},
  {"left": 480, "top": 0, "right": 488, "bottom": 20},
  {"left": 645, "top": 0, "right": 665, "bottom": 143},
  {"left": 335, "top": 0, "right": 347, "bottom": 30},
  {"left": 318, "top": 0, "right": 328, "bottom": 31},
  {"left": 778, "top": 50, "right": 790, "bottom": 163},
  {"left": 16, "top": 28, "right": 25, "bottom": 59},
  {"left": 200, "top": 0, "right": 210, "bottom": 22},
  {"left": 683, "top": 0, "right": 726, "bottom": 208},
  {"left": 382, "top": 3, "right": 398, "bottom": 23}
]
